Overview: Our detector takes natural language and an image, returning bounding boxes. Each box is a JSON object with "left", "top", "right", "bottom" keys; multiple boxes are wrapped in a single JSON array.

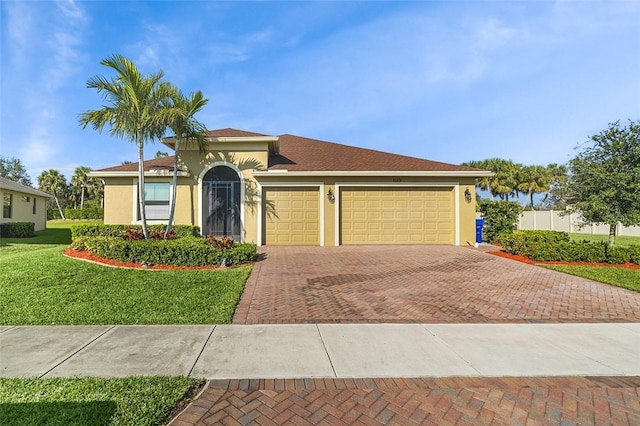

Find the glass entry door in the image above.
[{"left": 202, "top": 166, "right": 241, "bottom": 240}]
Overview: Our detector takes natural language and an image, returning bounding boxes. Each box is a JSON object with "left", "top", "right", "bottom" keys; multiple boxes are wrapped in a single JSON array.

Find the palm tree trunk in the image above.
[
  {"left": 529, "top": 190, "right": 534, "bottom": 210},
  {"left": 80, "top": 187, "right": 85, "bottom": 209},
  {"left": 54, "top": 194, "right": 65, "bottom": 220},
  {"left": 165, "top": 138, "right": 180, "bottom": 237},
  {"left": 137, "top": 133, "right": 149, "bottom": 239}
]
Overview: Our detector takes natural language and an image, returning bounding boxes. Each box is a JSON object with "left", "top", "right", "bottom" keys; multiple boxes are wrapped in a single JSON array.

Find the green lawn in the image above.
[
  {"left": 0, "top": 221, "right": 251, "bottom": 325},
  {"left": 545, "top": 265, "right": 640, "bottom": 292},
  {"left": 0, "top": 376, "right": 204, "bottom": 426},
  {"left": 569, "top": 233, "right": 640, "bottom": 247}
]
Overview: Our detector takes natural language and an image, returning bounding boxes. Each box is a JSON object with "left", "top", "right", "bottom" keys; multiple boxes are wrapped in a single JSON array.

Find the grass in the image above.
[
  {"left": 0, "top": 376, "right": 204, "bottom": 426},
  {"left": 0, "top": 221, "right": 251, "bottom": 325},
  {"left": 569, "top": 233, "right": 640, "bottom": 247},
  {"left": 545, "top": 265, "right": 640, "bottom": 292}
]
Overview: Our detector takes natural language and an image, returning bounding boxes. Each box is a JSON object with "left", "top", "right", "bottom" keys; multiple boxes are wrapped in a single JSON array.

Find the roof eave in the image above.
[
  {"left": 88, "top": 170, "right": 191, "bottom": 178},
  {"left": 253, "top": 170, "right": 494, "bottom": 177}
]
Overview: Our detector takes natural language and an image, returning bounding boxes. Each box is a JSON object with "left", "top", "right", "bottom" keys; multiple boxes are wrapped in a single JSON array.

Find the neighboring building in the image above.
[
  {"left": 0, "top": 176, "right": 51, "bottom": 231},
  {"left": 90, "top": 128, "right": 491, "bottom": 246}
]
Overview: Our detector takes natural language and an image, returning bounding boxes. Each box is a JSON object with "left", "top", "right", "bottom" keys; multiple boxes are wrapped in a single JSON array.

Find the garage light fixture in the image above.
[
  {"left": 327, "top": 188, "right": 335, "bottom": 203},
  {"left": 464, "top": 187, "right": 472, "bottom": 204}
]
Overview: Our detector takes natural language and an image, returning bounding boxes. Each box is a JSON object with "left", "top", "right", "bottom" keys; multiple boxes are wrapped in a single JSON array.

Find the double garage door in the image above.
[{"left": 264, "top": 187, "right": 454, "bottom": 245}]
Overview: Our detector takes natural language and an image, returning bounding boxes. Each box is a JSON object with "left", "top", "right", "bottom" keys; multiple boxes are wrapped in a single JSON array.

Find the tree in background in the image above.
[
  {"left": 540, "top": 163, "right": 568, "bottom": 209},
  {"left": 38, "top": 169, "right": 68, "bottom": 220},
  {"left": 79, "top": 54, "right": 171, "bottom": 239},
  {"left": 465, "top": 159, "right": 570, "bottom": 210},
  {"left": 70, "top": 166, "right": 91, "bottom": 209},
  {"left": 159, "top": 86, "right": 209, "bottom": 236},
  {"left": 154, "top": 150, "right": 169, "bottom": 158},
  {"left": 563, "top": 120, "right": 640, "bottom": 245},
  {"left": 517, "top": 165, "right": 551, "bottom": 210},
  {"left": 462, "top": 159, "right": 495, "bottom": 199},
  {"left": 463, "top": 158, "right": 520, "bottom": 201},
  {"left": 0, "top": 156, "right": 32, "bottom": 186}
]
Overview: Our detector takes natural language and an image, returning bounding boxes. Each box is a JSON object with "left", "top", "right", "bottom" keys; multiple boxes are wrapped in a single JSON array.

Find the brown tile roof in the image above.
[
  {"left": 269, "top": 134, "right": 481, "bottom": 172},
  {"left": 96, "top": 156, "right": 176, "bottom": 172},
  {"left": 96, "top": 129, "right": 484, "bottom": 174},
  {"left": 205, "top": 128, "right": 268, "bottom": 137}
]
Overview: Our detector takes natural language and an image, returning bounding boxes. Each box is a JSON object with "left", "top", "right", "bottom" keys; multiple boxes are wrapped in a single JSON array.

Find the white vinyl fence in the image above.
[{"left": 516, "top": 210, "right": 640, "bottom": 237}]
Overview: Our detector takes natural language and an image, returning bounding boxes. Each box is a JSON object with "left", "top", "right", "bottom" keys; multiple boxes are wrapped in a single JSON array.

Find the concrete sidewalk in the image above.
[{"left": 1, "top": 323, "right": 639, "bottom": 379}]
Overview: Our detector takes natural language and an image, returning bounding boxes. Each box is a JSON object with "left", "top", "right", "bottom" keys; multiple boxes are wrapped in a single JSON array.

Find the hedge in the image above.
[
  {"left": 499, "top": 230, "right": 571, "bottom": 254},
  {"left": 71, "top": 236, "right": 257, "bottom": 267},
  {"left": 70, "top": 224, "right": 200, "bottom": 240},
  {"left": 499, "top": 230, "right": 639, "bottom": 264},
  {"left": 0, "top": 222, "right": 35, "bottom": 238},
  {"left": 64, "top": 207, "right": 104, "bottom": 220}
]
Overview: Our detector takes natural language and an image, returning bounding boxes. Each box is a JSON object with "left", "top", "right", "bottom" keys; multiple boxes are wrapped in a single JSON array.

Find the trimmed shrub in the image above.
[
  {"left": 73, "top": 236, "right": 257, "bottom": 267},
  {"left": 479, "top": 201, "right": 522, "bottom": 242},
  {"left": 524, "top": 241, "right": 607, "bottom": 263},
  {"left": 47, "top": 209, "right": 62, "bottom": 220},
  {"left": 605, "top": 245, "right": 631, "bottom": 264},
  {"left": 499, "top": 230, "right": 570, "bottom": 254},
  {"left": 64, "top": 208, "right": 104, "bottom": 220},
  {"left": 0, "top": 222, "right": 35, "bottom": 238},
  {"left": 498, "top": 230, "right": 640, "bottom": 264},
  {"left": 70, "top": 224, "right": 200, "bottom": 240},
  {"left": 627, "top": 246, "right": 640, "bottom": 265}
]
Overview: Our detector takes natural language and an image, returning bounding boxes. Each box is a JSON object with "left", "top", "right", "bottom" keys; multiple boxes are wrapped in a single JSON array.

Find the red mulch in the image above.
[
  {"left": 488, "top": 249, "right": 640, "bottom": 270},
  {"left": 62, "top": 248, "right": 224, "bottom": 271}
]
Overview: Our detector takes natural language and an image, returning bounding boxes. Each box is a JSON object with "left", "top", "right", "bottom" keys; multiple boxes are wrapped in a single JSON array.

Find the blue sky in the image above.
[{"left": 1, "top": 1, "right": 639, "bottom": 182}]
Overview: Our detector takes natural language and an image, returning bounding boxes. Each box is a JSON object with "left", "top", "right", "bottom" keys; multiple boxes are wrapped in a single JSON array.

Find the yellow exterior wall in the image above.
[
  {"left": 0, "top": 188, "right": 48, "bottom": 231},
  {"left": 457, "top": 178, "right": 478, "bottom": 246},
  {"left": 102, "top": 178, "right": 134, "bottom": 224}
]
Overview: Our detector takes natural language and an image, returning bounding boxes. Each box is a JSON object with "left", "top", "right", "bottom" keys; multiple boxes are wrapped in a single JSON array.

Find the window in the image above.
[
  {"left": 3, "top": 194, "right": 12, "bottom": 218},
  {"left": 140, "top": 183, "right": 170, "bottom": 220},
  {"left": 33, "top": 198, "right": 37, "bottom": 215}
]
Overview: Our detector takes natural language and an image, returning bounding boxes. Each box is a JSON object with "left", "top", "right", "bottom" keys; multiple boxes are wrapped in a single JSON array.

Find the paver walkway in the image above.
[
  {"left": 233, "top": 246, "right": 640, "bottom": 324},
  {"left": 170, "top": 376, "right": 640, "bottom": 425}
]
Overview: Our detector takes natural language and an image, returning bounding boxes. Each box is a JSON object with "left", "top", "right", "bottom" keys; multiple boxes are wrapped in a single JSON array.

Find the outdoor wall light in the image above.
[
  {"left": 464, "top": 187, "right": 472, "bottom": 204},
  {"left": 327, "top": 188, "right": 336, "bottom": 203}
]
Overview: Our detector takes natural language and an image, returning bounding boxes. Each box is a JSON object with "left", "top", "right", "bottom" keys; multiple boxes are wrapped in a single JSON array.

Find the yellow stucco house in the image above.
[
  {"left": 90, "top": 128, "right": 491, "bottom": 246},
  {"left": 0, "top": 176, "right": 51, "bottom": 232}
]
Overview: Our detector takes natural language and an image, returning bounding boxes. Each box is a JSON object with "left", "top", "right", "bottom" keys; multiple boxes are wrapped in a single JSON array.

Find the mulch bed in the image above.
[
  {"left": 488, "top": 248, "right": 640, "bottom": 270},
  {"left": 62, "top": 248, "right": 225, "bottom": 271}
]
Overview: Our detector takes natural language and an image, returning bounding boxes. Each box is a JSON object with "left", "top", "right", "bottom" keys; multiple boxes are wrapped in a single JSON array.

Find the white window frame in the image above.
[{"left": 131, "top": 179, "right": 173, "bottom": 225}]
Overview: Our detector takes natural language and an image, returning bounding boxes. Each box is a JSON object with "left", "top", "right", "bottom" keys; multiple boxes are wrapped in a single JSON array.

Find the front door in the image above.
[{"left": 202, "top": 166, "right": 241, "bottom": 240}]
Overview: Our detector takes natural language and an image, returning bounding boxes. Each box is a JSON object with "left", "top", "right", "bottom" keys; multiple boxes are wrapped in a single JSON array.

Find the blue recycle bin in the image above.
[{"left": 475, "top": 219, "right": 484, "bottom": 243}]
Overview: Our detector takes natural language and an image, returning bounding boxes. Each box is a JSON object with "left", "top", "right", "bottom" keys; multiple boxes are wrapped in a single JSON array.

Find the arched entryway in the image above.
[{"left": 202, "top": 165, "right": 241, "bottom": 239}]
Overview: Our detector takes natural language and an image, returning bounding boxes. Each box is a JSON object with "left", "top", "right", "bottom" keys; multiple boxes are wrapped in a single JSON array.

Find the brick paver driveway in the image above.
[{"left": 233, "top": 245, "right": 640, "bottom": 324}]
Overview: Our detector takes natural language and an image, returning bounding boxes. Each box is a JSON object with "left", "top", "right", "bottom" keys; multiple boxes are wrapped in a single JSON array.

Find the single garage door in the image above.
[
  {"left": 340, "top": 187, "right": 454, "bottom": 244},
  {"left": 264, "top": 187, "right": 320, "bottom": 245}
]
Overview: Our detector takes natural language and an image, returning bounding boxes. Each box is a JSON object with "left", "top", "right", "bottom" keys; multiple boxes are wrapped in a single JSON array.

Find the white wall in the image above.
[{"left": 517, "top": 210, "right": 640, "bottom": 237}]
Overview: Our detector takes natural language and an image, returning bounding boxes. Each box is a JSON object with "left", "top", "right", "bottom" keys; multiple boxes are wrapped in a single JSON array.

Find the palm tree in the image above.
[
  {"left": 79, "top": 54, "right": 171, "bottom": 239},
  {"left": 541, "top": 163, "right": 569, "bottom": 208},
  {"left": 38, "top": 169, "right": 68, "bottom": 220},
  {"left": 462, "top": 160, "right": 495, "bottom": 200},
  {"left": 517, "top": 165, "right": 551, "bottom": 209},
  {"left": 485, "top": 158, "right": 519, "bottom": 201},
  {"left": 159, "top": 86, "right": 209, "bottom": 236},
  {"left": 70, "top": 166, "right": 92, "bottom": 209}
]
